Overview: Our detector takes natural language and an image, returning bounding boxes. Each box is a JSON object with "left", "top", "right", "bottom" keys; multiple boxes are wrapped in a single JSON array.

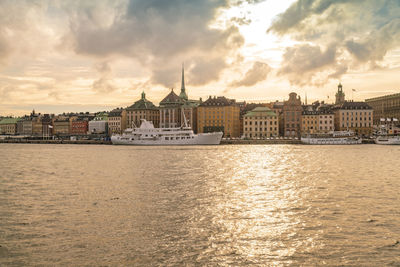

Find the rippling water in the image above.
[{"left": 1, "top": 144, "right": 400, "bottom": 266}]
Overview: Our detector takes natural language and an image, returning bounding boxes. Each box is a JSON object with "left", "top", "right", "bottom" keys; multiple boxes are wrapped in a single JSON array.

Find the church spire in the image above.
[{"left": 179, "top": 63, "right": 188, "bottom": 100}]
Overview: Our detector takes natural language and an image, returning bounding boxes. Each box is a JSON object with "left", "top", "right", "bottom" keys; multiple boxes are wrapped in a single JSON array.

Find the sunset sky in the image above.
[{"left": 1, "top": 0, "right": 400, "bottom": 116}]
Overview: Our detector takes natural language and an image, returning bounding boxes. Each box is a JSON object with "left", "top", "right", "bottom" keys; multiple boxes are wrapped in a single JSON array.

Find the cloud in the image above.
[
  {"left": 63, "top": 0, "right": 245, "bottom": 87},
  {"left": 0, "top": 0, "right": 52, "bottom": 67},
  {"left": 268, "top": 0, "right": 400, "bottom": 85},
  {"left": 278, "top": 44, "right": 336, "bottom": 86},
  {"left": 92, "top": 61, "right": 116, "bottom": 93},
  {"left": 230, "top": 61, "right": 271, "bottom": 87}
]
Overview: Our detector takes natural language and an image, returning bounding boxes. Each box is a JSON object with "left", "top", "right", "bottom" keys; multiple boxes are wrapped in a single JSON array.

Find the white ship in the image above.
[
  {"left": 111, "top": 120, "right": 223, "bottom": 145},
  {"left": 301, "top": 131, "right": 362, "bottom": 145}
]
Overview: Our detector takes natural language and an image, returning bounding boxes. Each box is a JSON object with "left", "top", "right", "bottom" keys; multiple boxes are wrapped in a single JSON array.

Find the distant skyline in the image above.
[{"left": 1, "top": 0, "right": 400, "bottom": 116}]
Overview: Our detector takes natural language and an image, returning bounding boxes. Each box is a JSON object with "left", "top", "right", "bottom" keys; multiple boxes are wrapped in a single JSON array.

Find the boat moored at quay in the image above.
[
  {"left": 111, "top": 119, "right": 223, "bottom": 145},
  {"left": 301, "top": 131, "right": 362, "bottom": 145}
]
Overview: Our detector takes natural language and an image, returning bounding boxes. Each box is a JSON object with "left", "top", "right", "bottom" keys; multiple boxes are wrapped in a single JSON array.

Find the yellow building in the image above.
[
  {"left": 302, "top": 110, "right": 334, "bottom": 134},
  {"left": 333, "top": 101, "right": 373, "bottom": 136},
  {"left": 301, "top": 112, "right": 319, "bottom": 134},
  {"left": 108, "top": 108, "right": 127, "bottom": 134},
  {"left": 243, "top": 107, "right": 278, "bottom": 138},
  {"left": 197, "top": 96, "right": 240, "bottom": 138}
]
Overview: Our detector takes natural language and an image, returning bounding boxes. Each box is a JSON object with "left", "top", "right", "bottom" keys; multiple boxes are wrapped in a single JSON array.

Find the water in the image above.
[{"left": 1, "top": 144, "right": 400, "bottom": 266}]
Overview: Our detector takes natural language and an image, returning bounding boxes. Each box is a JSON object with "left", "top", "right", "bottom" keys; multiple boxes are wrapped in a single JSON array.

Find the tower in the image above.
[
  {"left": 179, "top": 63, "right": 188, "bottom": 101},
  {"left": 335, "top": 83, "right": 345, "bottom": 105}
]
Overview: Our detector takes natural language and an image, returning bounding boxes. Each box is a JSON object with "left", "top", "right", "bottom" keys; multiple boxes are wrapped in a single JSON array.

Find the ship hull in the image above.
[
  {"left": 111, "top": 132, "right": 223, "bottom": 145},
  {"left": 374, "top": 136, "right": 400, "bottom": 145},
  {"left": 301, "top": 137, "right": 362, "bottom": 145}
]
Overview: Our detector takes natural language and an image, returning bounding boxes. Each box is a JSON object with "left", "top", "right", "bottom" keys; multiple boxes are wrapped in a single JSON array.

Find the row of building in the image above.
[{"left": 1, "top": 68, "right": 399, "bottom": 139}]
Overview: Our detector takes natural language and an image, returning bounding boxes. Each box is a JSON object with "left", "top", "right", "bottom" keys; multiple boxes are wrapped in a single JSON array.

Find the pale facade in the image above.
[
  {"left": 197, "top": 96, "right": 240, "bottom": 138},
  {"left": 333, "top": 101, "right": 373, "bottom": 136},
  {"left": 88, "top": 119, "right": 108, "bottom": 134},
  {"left": 243, "top": 107, "right": 279, "bottom": 138}
]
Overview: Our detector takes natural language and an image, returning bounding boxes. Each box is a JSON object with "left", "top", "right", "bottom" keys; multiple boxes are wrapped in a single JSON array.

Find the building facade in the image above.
[
  {"left": 302, "top": 105, "right": 334, "bottom": 134},
  {"left": 159, "top": 67, "right": 199, "bottom": 130},
  {"left": 197, "top": 96, "right": 240, "bottom": 138},
  {"left": 108, "top": 108, "right": 127, "bottom": 134},
  {"left": 365, "top": 93, "right": 400, "bottom": 125},
  {"left": 126, "top": 92, "right": 159, "bottom": 128},
  {"left": 283, "top": 92, "right": 302, "bottom": 137},
  {"left": 333, "top": 101, "right": 373, "bottom": 136},
  {"left": 243, "top": 107, "right": 279, "bottom": 138},
  {"left": 53, "top": 118, "right": 71, "bottom": 136},
  {"left": 71, "top": 119, "right": 89, "bottom": 135},
  {"left": 0, "top": 118, "right": 20, "bottom": 135}
]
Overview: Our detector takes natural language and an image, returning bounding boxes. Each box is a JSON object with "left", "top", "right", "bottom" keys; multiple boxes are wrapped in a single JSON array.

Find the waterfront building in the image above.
[
  {"left": 302, "top": 103, "right": 334, "bottom": 134},
  {"left": 301, "top": 108, "right": 319, "bottom": 134},
  {"left": 243, "top": 107, "right": 279, "bottom": 138},
  {"left": 41, "top": 114, "right": 53, "bottom": 137},
  {"left": 159, "top": 66, "right": 199, "bottom": 130},
  {"left": 126, "top": 92, "right": 159, "bottom": 128},
  {"left": 197, "top": 96, "right": 240, "bottom": 138},
  {"left": 22, "top": 118, "right": 33, "bottom": 135},
  {"left": 272, "top": 101, "right": 285, "bottom": 136},
  {"left": 239, "top": 102, "right": 267, "bottom": 137},
  {"left": 32, "top": 116, "right": 43, "bottom": 136},
  {"left": 333, "top": 101, "right": 373, "bottom": 136},
  {"left": 53, "top": 117, "right": 71, "bottom": 136},
  {"left": 108, "top": 108, "right": 127, "bottom": 134},
  {"left": 16, "top": 119, "right": 24, "bottom": 135},
  {"left": 0, "top": 118, "right": 20, "bottom": 135},
  {"left": 283, "top": 92, "right": 302, "bottom": 137},
  {"left": 335, "top": 83, "right": 345, "bottom": 105},
  {"left": 365, "top": 93, "right": 400, "bottom": 125},
  {"left": 88, "top": 112, "right": 108, "bottom": 134},
  {"left": 71, "top": 118, "right": 89, "bottom": 135}
]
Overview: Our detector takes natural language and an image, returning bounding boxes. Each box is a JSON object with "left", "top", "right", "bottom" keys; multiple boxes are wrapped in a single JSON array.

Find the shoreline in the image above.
[{"left": 0, "top": 139, "right": 375, "bottom": 145}]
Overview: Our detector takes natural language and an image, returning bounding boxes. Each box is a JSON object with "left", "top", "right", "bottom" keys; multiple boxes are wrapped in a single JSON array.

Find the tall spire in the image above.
[
  {"left": 179, "top": 62, "right": 188, "bottom": 100},
  {"left": 181, "top": 62, "right": 185, "bottom": 92}
]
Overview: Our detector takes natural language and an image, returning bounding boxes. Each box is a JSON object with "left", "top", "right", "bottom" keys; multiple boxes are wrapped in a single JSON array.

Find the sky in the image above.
[{"left": 1, "top": 0, "right": 400, "bottom": 116}]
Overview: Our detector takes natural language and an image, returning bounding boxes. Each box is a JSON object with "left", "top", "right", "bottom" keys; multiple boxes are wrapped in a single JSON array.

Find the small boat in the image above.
[
  {"left": 111, "top": 119, "right": 223, "bottom": 145},
  {"left": 301, "top": 131, "right": 362, "bottom": 145}
]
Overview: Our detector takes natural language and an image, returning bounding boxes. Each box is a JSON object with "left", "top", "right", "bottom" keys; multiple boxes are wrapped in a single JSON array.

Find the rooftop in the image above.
[
  {"left": 244, "top": 107, "right": 276, "bottom": 117},
  {"left": 200, "top": 96, "right": 236, "bottom": 107},
  {"left": 0, "top": 117, "right": 21, "bottom": 124},
  {"left": 159, "top": 89, "right": 184, "bottom": 106},
  {"left": 335, "top": 101, "right": 372, "bottom": 110},
  {"left": 128, "top": 92, "right": 157, "bottom": 110}
]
